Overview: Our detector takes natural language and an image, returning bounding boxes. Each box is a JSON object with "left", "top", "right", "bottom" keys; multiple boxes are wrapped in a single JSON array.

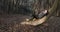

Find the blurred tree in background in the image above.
[
  {"left": 0, "top": 0, "right": 60, "bottom": 16},
  {"left": 0, "top": 0, "right": 35, "bottom": 15}
]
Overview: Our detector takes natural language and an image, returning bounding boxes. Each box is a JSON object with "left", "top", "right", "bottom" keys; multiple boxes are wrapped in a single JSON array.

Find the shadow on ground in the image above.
[{"left": 0, "top": 14, "right": 60, "bottom": 32}]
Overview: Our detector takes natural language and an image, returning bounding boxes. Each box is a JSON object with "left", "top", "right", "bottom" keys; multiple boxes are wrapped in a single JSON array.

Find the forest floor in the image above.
[{"left": 0, "top": 14, "right": 60, "bottom": 32}]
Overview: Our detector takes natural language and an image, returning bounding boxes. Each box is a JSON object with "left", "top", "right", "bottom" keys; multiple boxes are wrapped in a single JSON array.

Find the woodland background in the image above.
[{"left": 0, "top": 0, "right": 60, "bottom": 32}]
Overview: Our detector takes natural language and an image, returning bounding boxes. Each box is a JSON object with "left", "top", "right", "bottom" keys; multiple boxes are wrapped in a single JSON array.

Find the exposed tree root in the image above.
[
  {"left": 21, "top": 16, "right": 47, "bottom": 26},
  {"left": 20, "top": 0, "right": 58, "bottom": 26}
]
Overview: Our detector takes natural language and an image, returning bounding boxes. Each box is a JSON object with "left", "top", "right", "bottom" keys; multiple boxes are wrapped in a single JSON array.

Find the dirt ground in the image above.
[{"left": 0, "top": 14, "right": 60, "bottom": 32}]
